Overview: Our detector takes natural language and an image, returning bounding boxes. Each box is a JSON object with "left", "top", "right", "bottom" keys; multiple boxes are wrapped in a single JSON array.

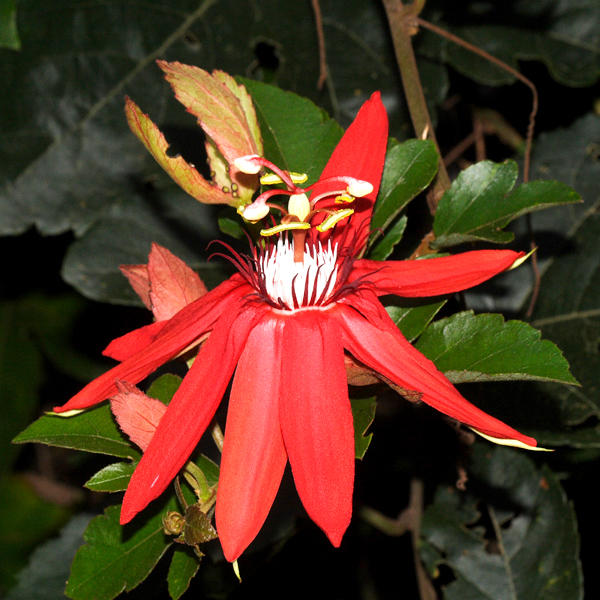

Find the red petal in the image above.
[
  {"left": 279, "top": 310, "right": 354, "bottom": 546},
  {"left": 351, "top": 250, "right": 524, "bottom": 297},
  {"left": 334, "top": 300, "right": 537, "bottom": 447},
  {"left": 147, "top": 243, "right": 208, "bottom": 321},
  {"left": 110, "top": 381, "right": 166, "bottom": 451},
  {"left": 54, "top": 275, "right": 249, "bottom": 412},
  {"left": 103, "top": 320, "right": 168, "bottom": 361},
  {"left": 310, "top": 92, "right": 388, "bottom": 250},
  {"left": 216, "top": 315, "right": 287, "bottom": 561},
  {"left": 120, "top": 301, "right": 267, "bottom": 524}
]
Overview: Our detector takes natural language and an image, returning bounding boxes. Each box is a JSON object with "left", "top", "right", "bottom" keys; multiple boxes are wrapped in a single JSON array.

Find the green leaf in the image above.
[
  {"left": 147, "top": 373, "right": 183, "bottom": 405},
  {"left": 84, "top": 462, "right": 136, "bottom": 493},
  {"left": 13, "top": 404, "right": 140, "bottom": 460},
  {"left": 195, "top": 455, "right": 220, "bottom": 488},
  {"left": 66, "top": 503, "right": 174, "bottom": 600},
  {"left": 0, "top": 0, "right": 19, "bottom": 50},
  {"left": 167, "top": 548, "right": 200, "bottom": 600},
  {"left": 432, "top": 160, "right": 581, "bottom": 248},
  {"left": 370, "top": 139, "right": 438, "bottom": 241},
  {"left": 240, "top": 78, "right": 343, "bottom": 184},
  {"left": 415, "top": 311, "right": 577, "bottom": 384},
  {"left": 368, "top": 215, "right": 407, "bottom": 260},
  {"left": 350, "top": 397, "right": 376, "bottom": 460},
  {"left": 6, "top": 514, "right": 92, "bottom": 600},
  {"left": 421, "top": 446, "right": 582, "bottom": 600},
  {"left": 386, "top": 300, "right": 446, "bottom": 343}
]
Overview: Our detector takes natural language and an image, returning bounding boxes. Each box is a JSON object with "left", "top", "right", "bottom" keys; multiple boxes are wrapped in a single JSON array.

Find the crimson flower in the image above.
[{"left": 55, "top": 92, "right": 537, "bottom": 562}]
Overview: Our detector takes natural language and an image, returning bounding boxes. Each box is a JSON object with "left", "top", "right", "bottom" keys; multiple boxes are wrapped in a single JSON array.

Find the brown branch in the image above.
[
  {"left": 311, "top": 0, "right": 328, "bottom": 90},
  {"left": 416, "top": 17, "right": 538, "bottom": 183},
  {"left": 382, "top": 0, "right": 451, "bottom": 215}
]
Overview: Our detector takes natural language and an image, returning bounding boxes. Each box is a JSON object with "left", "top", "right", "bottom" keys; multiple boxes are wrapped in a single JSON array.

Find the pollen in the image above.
[{"left": 259, "top": 239, "right": 339, "bottom": 310}]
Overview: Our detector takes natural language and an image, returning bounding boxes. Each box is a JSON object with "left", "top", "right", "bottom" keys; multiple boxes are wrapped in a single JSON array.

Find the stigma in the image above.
[{"left": 259, "top": 239, "right": 339, "bottom": 310}]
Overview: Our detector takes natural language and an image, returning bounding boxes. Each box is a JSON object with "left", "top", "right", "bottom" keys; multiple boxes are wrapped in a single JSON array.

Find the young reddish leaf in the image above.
[
  {"left": 110, "top": 381, "right": 166, "bottom": 452},
  {"left": 124, "top": 97, "right": 235, "bottom": 205},
  {"left": 119, "top": 263, "right": 152, "bottom": 310},
  {"left": 157, "top": 61, "right": 262, "bottom": 203},
  {"left": 146, "top": 244, "right": 208, "bottom": 321}
]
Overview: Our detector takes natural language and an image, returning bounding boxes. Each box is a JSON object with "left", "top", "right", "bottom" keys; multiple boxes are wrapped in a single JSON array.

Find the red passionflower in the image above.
[{"left": 55, "top": 92, "right": 537, "bottom": 561}]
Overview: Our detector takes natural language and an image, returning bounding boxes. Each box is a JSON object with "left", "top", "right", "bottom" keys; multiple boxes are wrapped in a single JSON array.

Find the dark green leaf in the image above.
[
  {"left": 84, "top": 462, "right": 136, "bottom": 493},
  {"left": 421, "top": 446, "right": 582, "bottom": 600},
  {"left": 0, "top": 300, "right": 44, "bottom": 474},
  {"left": 0, "top": 0, "right": 19, "bottom": 50},
  {"left": 433, "top": 160, "right": 581, "bottom": 248},
  {"left": 167, "top": 548, "right": 200, "bottom": 600},
  {"left": 386, "top": 300, "right": 446, "bottom": 343},
  {"left": 369, "top": 215, "right": 407, "bottom": 260},
  {"left": 6, "top": 514, "right": 92, "bottom": 600},
  {"left": 350, "top": 397, "right": 376, "bottom": 460},
  {"left": 147, "top": 373, "right": 183, "bottom": 405},
  {"left": 218, "top": 214, "right": 245, "bottom": 240},
  {"left": 528, "top": 210, "right": 600, "bottom": 444},
  {"left": 13, "top": 404, "right": 140, "bottom": 460},
  {"left": 66, "top": 503, "right": 174, "bottom": 600},
  {"left": 415, "top": 311, "right": 577, "bottom": 384},
  {"left": 370, "top": 139, "right": 438, "bottom": 242},
  {"left": 241, "top": 78, "right": 343, "bottom": 184}
]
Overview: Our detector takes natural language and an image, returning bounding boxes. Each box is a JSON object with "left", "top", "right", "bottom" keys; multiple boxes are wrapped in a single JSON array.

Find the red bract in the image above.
[{"left": 55, "top": 92, "right": 536, "bottom": 562}]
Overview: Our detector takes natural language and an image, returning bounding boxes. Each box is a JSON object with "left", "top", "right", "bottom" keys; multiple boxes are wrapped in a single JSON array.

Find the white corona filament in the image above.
[{"left": 260, "top": 239, "right": 339, "bottom": 309}]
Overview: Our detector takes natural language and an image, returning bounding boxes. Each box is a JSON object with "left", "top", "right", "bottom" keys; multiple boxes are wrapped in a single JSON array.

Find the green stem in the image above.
[{"left": 382, "top": 0, "right": 450, "bottom": 212}]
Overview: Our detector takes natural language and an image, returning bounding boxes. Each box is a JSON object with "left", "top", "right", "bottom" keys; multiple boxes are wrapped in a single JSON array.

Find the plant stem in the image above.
[{"left": 382, "top": 0, "right": 451, "bottom": 213}]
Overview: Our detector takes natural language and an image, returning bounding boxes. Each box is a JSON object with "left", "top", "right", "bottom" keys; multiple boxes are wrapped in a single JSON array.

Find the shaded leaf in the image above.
[
  {"left": 350, "top": 397, "right": 376, "bottom": 460},
  {"left": 0, "top": 0, "right": 19, "bottom": 50},
  {"left": 167, "top": 548, "right": 200, "bottom": 600},
  {"left": 66, "top": 503, "right": 173, "bottom": 600},
  {"left": 370, "top": 139, "right": 438, "bottom": 241},
  {"left": 421, "top": 446, "right": 582, "bottom": 600},
  {"left": 13, "top": 404, "right": 140, "bottom": 460},
  {"left": 84, "top": 462, "right": 136, "bottom": 493},
  {"left": 0, "top": 300, "right": 44, "bottom": 474},
  {"left": 6, "top": 514, "right": 92, "bottom": 600},
  {"left": 0, "top": 476, "right": 71, "bottom": 591},
  {"left": 415, "top": 311, "right": 577, "bottom": 384}
]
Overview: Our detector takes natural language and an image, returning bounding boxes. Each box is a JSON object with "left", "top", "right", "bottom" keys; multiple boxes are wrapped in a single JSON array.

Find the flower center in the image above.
[
  {"left": 259, "top": 238, "right": 339, "bottom": 310},
  {"left": 233, "top": 154, "right": 373, "bottom": 262}
]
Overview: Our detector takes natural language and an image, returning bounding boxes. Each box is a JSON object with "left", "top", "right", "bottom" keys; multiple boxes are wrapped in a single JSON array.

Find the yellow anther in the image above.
[
  {"left": 508, "top": 247, "right": 537, "bottom": 271},
  {"left": 290, "top": 172, "right": 309, "bottom": 184},
  {"left": 260, "top": 222, "right": 311, "bottom": 236},
  {"left": 346, "top": 180, "right": 373, "bottom": 198},
  {"left": 335, "top": 193, "right": 355, "bottom": 204},
  {"left": 288, "top": 193, "right": 311, "bottom": 222},
  {"left": 260, "top": 171, "right": 309, "bottom": 186},
  {"left": 316, "top": 209, "right": 354, "bottom": 232},
  {"left": 260, "top": 173, "right": 283, "bottom": 185},
  {"left": 469, "top": 428, "right": 553, "bottom": 451}
]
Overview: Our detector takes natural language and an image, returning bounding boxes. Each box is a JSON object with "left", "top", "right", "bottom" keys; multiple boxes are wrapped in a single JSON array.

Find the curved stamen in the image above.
[{"left": 234, "top": 155, "right": 302, "bottom": 192}]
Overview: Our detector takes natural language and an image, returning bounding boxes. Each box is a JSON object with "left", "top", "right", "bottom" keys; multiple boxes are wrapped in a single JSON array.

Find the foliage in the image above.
[{"left": 1, "top": 0, "right": 598, "bottom": 598}]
